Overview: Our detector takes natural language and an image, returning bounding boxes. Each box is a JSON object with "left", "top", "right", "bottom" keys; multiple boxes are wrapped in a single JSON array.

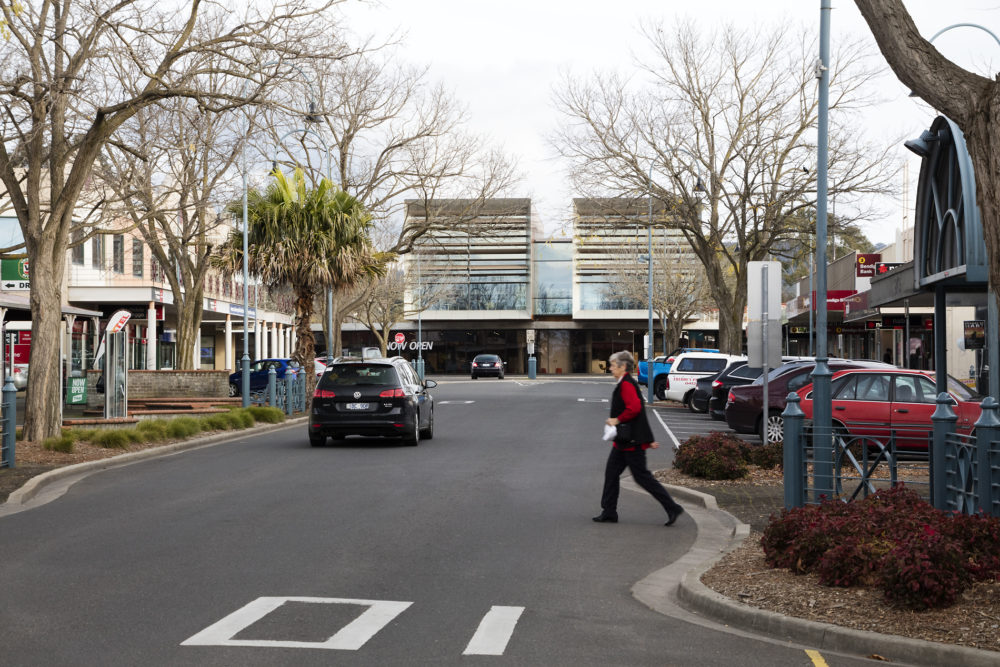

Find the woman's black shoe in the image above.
[
  {"left": 665, "top": 507, "right": 685, "bottom": 526},
  {"left": 592, "top": 514, "right": 618, "bottom": 523}
]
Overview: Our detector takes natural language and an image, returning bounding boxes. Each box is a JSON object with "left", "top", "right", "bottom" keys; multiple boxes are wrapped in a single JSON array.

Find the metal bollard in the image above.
[
  {"left": 268, "top": 366, "right": 277, "bottom": 407},
  {"left": 930, "top": 392, "right": 958, "bottom": 511},
  {"left": 415, "top": 358, "right": 425, "bottom": 381},
  {"left": 973, "top": 397, "right": 999, "bottom": 516},
  {"left": 1, "top": 377, "right": 15, "bottom": 468},
  {"left": 285, "top": 372, "right": 294, "bottom": 416},
  {"left": 528, "top": 356, "right": 536, "bottom": 380},
  {"left": 782, "top": 392, "right": 804, "bottom": 508}
]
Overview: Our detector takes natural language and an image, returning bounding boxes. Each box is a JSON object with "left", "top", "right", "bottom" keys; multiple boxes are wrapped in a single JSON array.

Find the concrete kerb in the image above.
[
  {"left": 2, "top": 416, "right": 309, "bottom": 512},
  {"left": 648, "top": 479, "right": 1000, "bottom": 667}
]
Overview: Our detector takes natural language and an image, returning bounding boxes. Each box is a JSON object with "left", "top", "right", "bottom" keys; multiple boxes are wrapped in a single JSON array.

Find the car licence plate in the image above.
[{"left": 346, "top": 402, "right": 369, "bottom": 410}]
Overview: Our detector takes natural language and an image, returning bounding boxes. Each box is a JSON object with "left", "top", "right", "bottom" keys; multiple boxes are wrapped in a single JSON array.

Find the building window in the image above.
[
  {"left": 151, "top": 257, "right": 163, "bottom": 282},
  {"left": 200, "top": 335, "right": 215, "bottom": 370},
  {"left": 71, "top": 229, "right": 84, "bottom": 265},
  {"left": 132, "top": 238, "right": 144, "bottom": 277},
  {"left": 112, "top": 234, "right": 125, "bottom": 273},
  {"left": 92, "top": 234, "right": 104, "bottom": 269}
]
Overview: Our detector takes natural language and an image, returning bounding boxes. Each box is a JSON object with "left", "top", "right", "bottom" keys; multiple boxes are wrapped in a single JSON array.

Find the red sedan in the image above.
[{"left": 795, "top": 368, "right": 982, "bottom": 450}]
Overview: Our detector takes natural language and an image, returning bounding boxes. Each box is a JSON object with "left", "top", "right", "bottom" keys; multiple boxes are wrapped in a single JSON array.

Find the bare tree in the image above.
[
  {"left": 605, "top": 238, "right": 713, "bottom": 353},
  {"left": 250, "top": 45, "right": 520, "bottom": 354},
  {"left": 95, "top": 91, "right": 247, "bottom": 370},
  {"left": 553, "top": 20, "right": 897, "bottom": 354},
  {"left": 0, "top": 0, "right": 345, "bottom": 441},
  {"left": 853, "top": 0, "right": 1000, "bottom": 308}
]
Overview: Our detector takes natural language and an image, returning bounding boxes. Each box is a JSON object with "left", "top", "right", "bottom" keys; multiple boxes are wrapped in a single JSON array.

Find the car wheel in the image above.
[
  {"left": 653, "top": 377, "right": 667, "bottom": 401},
  {"left": 309, "top": 433, "right": 326, "bottom": 447},
  {"left": 759, "top": 411, "right": 784, "bottom": 444},
  {"left": 498, "top": 373, "right": 504, "bottom": 379},
  {"left": 471, "top": 374, "right": 478, "bottom": 379},
  {"left": 686, "top": 392, "right": 704, "bottom": 413},
  {"left": 420, "top": 409, "right": 434, "bottom": 439},
  {"left": 228, "top": 383, "right": 239, "bottom": 397},
  {"left": 404, "top": 420, "right": 420, "bottom": 446}
]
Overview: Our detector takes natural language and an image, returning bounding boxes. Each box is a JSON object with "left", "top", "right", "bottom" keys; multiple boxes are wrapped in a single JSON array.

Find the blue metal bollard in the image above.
[
  {"left": 285, "top": 371, "right": 294, "bottom": 416},
  {"left": 528, "top": 356, "right": 536, "bottom": 380},
  {"left": 930, "top": 392, "right": 958, "bottom": 511},
  {"left": 1, "top": 377, "right": 16, "bottom": 468},
  {"left": 416, "top": 358, "right": 425, "bottom": 381},
  {"left": 268, "top": 366, "right": 277, "bottom": 407},
  {"left": 973, "top": 397, "right": 1000, "bottom": 516},
  {"left": 782, "top": 392, "right": 804, "bottom": 508}
]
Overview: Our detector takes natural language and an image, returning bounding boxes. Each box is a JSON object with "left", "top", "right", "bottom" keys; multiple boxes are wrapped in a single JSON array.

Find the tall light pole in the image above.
[
  {"left": 647, "top": 163, "right": 655, "bottom": 404},
  {"left": 813, "top": 0, "right": 834, "bottom": 499}
]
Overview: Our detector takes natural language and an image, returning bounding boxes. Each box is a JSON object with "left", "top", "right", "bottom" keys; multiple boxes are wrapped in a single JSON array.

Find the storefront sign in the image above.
[
  {"left": 387, "top": 340, "right": 434, "bottom": 352},
  {"left": 789, "top": 326, "right": 808, "bottom": 334},
  {"left": 855, "top": 253, "right": 881, "bottom": 277},
  {"left": 964, "top": 320, "right": 986, "bottom": 349},
  {"left": 65, "top": 376, "right": 87, "bottom": 405},
  {"left": 875, "top": 262, "right": 902, "bottom": 275},
  {"left": 0, "top": 258, "right": 29, "bottom": 290}
]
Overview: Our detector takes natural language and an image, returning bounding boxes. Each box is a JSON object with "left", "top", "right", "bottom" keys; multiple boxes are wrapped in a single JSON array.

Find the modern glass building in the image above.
[{"left": 339, "top": 197, "right": 716, "bottom": 375}]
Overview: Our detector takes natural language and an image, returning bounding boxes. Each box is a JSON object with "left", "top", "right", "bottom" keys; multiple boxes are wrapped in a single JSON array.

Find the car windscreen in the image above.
[
  {"left": 319, "top": 364, "right": 399, "bottom": 388},
  {"left": 675, "top": 357, "right": 729, "bottom": 373},
  {"left": 947, "top": 375, "right": 979, "bottom": 400}
]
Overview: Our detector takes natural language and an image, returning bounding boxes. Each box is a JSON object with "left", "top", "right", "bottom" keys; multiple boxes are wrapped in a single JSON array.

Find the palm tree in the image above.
[{"left": 216, "top": 168, "right": 387, "bottom": 395}]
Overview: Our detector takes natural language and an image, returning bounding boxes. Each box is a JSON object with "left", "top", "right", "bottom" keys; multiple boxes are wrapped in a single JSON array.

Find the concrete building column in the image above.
[
  {"left": 271, "top": 322, "right": 279, "bottom": 359},
  {"left": 146, "top": 301, "right": 157, "bottom": 370},
  {"left": 255, "top": 320, "right": 263, "bottom": 360},
  {"left": 224, "top": 314, "right": 233, "bottom": 370},
  {"left": 276, "top": 323, "right": 283, "bottom": 358}
]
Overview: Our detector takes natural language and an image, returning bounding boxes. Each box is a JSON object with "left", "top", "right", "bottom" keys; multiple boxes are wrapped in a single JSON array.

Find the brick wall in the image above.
[{"left": 86, "top": 369, "right": 229, "bottom": 409}]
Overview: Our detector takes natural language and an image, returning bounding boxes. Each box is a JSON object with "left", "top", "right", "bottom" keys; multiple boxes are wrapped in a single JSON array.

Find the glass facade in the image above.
[{"left": 533, "top": 242, "right": 572, "bottom": 315}]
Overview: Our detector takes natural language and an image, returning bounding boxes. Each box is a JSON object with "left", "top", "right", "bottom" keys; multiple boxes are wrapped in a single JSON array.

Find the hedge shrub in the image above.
[
  {"left": 761, "top": 486, "right": 1000, "bottom": 610},
  {"left": 674, "top": 431, "right": 749, "bottom": 479}
]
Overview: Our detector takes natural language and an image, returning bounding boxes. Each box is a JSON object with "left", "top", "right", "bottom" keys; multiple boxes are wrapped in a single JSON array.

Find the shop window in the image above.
[
  {"left": 200, "top": 335, "right": 215, "bottom": 369},
  {"left": 92, "top": 234, "right": 105, "bottom": 269}
]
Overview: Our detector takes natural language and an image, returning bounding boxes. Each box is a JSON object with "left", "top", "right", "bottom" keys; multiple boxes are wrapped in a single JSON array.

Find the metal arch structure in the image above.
[{"left": 911, "top": 115, "right": 988, "bottom": 288}]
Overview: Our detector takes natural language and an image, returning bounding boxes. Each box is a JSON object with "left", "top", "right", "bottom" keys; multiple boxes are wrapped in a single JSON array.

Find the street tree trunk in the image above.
[
  {"left": 292, "top": 286, "right": 319, "bottom": 399},
  {"left": 21, "top": 243, "right": 67, "bottom": 441},
  {"left": 854, "top": 0, "right": 1000, "bottom": 308}
]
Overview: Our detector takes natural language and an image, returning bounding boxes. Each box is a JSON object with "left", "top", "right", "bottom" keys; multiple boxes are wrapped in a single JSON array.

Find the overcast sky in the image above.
[{"left": 337, "top": 0, "right": 1000, "bottom": 246}]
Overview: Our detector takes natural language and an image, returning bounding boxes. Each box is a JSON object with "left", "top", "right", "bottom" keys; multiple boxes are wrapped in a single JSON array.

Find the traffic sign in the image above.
[{"left": 394, "top": 332, "right": 406, "bottom": 344}]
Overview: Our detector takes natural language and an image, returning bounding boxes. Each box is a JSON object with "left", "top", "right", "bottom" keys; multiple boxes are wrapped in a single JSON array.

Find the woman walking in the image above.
[{"left": 593, "top": 350, "right": 684, "bottom": 526}]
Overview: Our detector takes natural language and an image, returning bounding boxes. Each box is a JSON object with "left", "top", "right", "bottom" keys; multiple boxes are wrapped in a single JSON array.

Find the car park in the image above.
[
  {"left": 707, "top": 356, "right": 813, "bottom": 421},
  {"left": 471, "top": 353, "right": 505, "bottom": 379},
  {"left": 725, "top": 359, "right": 893, "bottom": 443},
  {"left": 638, "top": 346, "right": 719, "bottom": 387},
  {"left": 308, "top": 356, "right": 436, "bottom": 447},
  {"left": 795, "top": 368, "right": 982, "bottom": 451},
  {"left": 228, "top": 358, "right": 293, "bottom": 396},
  {"left": 661, "top": 352, "right": 743, "bottom": 404}
]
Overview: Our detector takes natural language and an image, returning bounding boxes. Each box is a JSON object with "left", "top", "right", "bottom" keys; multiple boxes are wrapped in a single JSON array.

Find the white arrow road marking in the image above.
[
  {"left": 181, "top": 597, "right": 412, "bottom": 650},
  {"left": 462, "top": 605, "right": 525, "bottom": 656}
]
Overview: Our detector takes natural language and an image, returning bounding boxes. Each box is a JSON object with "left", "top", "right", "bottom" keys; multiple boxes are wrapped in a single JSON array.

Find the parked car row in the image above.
[{"left": 671, "top": 354, "right": 984, "bottom": 451}]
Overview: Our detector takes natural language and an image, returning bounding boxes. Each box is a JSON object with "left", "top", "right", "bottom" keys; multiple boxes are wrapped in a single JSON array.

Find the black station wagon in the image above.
[{"left": 309, "top": 357, "right": 436, "bottom": 447}]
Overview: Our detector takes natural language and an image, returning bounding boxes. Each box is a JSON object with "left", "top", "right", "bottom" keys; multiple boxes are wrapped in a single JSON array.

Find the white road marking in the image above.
[
  {"left": 651, "top": 408, "right": 681, "bottom": 451},
  {"left": 181, "top": 597, "right": 412, "bottom": 650},
  {"left": 577, "top": 398, "right": 608, "bottom": 402},
  {"left": 462, "top": 605, "right": 525, "bottom": 656},
  {"left": 438, "top": 400, "right": 475, "bottom": 404}
]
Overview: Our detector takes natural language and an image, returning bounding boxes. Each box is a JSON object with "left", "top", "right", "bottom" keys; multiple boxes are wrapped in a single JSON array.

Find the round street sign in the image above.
[{"left": 394, "top": 333, "right": 405, "bottom": 344}]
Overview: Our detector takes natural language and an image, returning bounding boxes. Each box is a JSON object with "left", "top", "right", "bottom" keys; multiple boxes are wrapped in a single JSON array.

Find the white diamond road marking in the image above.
[
  {"left": 462, "top": 605, "right": 525, "bottom": 656},
  {"left": 438, "top": 400, "right": 475, "bottom": 404},
  {"left": 181, "top": 597, "right": 412, "bottom": 650}
]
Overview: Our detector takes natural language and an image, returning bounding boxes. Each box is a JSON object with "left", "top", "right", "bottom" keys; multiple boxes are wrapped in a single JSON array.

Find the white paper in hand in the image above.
[{"left": 602, "top": 424, "right": 617, "bottom": 441}]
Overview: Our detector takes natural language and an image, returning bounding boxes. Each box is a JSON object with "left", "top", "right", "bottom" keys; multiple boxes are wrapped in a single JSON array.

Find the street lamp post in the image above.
[{"left": 647, "top": 163, "right": 655, "bottom": 404}]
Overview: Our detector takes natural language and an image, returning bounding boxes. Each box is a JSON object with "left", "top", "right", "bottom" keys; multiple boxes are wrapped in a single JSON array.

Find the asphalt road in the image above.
[{"left": 1, "top": 376, "right": 882, "bottom": 666}]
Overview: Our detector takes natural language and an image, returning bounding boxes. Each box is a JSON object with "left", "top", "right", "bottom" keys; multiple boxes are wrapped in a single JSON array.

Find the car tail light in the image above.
[
  {"left": 313, "top": 389, "right": 336, "bottom": 398},
  {"left": 379, "top": 388, "right": 405, "bottom": 398},
  {"left": 472, "top": 362, "right": 478, "bottom": 367},
  {"left": 728, "top": 391, "right": 736, "bottom": 402},
  {"left": 666, "top": 357, "right": 674, "bottom": 364},
  {"left": 712, "top": 380, "right": 722, "bottom": 388}
]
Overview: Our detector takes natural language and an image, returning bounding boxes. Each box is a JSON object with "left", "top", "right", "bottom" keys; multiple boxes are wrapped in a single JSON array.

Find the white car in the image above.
[{"left": 662, "top": 353, "right": 745, "bottom": 405}]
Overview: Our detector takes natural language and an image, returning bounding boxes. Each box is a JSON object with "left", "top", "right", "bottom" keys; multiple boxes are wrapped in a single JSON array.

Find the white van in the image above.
[{"left": 662, "top": 352, "right": 745, "bottom": 405}]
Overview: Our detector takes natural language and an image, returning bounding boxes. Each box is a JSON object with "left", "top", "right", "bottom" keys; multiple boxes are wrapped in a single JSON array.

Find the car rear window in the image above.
[
  {"left": 675, "top": 357, "right": 729, "bottom": 373},
  {"left": 319, "top": 364, "right": 399, "bottom": 387},
  {"left": 729, "top": 364, "right": 759, "bottom": 380},
  {"left": 474, "top": 355, "right": 500, "bottom": 362}
]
